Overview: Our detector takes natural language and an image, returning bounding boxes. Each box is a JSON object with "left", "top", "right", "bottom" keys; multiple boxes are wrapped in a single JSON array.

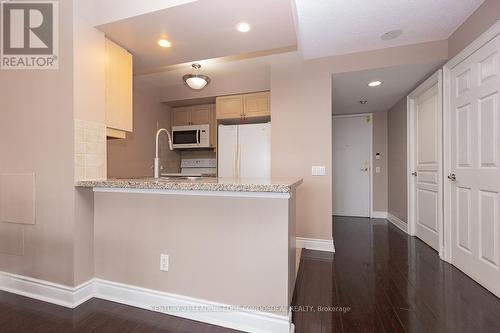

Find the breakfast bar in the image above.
[{"left": 77, "top": 177, "right": 302, "bottom": 333}]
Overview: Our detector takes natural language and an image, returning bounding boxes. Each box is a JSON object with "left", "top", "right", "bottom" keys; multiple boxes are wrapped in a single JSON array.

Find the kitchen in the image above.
[{"left": 74, "top": 7, "right": 301, "bottom": 331}]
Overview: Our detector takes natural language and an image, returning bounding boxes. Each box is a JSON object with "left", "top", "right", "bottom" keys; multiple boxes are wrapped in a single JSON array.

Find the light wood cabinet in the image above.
[
  {"left": 216, "top": 92, "right": 270, "bottom": 120},
  {"left": 243, "top": 92, "right": 270, "bottom": 118},
  {"left": 216, "top": 95, "right": 243, "bottom": 119},
  {"left": 171, "top": 106, "right": 191, "bottom": 126},
  {"left": 190, "top": 105, "right": 212, "bottom": 125},
  {"left": 105, "top": 38, "right": 133, "bottom": 138}
]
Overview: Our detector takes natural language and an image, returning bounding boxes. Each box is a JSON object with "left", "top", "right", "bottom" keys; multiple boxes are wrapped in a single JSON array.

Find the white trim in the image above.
[
  {"left": 332, "top": 113, "right": 373, "bottom": 218},
  {"left": 442, "top": 20, "right": 500, "bottom": 264},
  {"left": 93, "top": 187, "right": 291, "bottom": 199},
  {"left": 296, "top": 237, "right": 335, "bottom": 253},
  {"left": 371, "top": 211, "right": 388, "bottom": 219},
  {"left": 0, "top": 272, "right": 94, "bottom": 308},
  {"left": 0, "top": 272, "right": 293, "bottom": 333},
  {"left": 94, "top": 279, "right": 292, "bottom": 333},
  {"left": 407, "top": 70, "right": 444, "bottom": 254},
  {"left": 387, "top": 213, "right": 408, "bottom": 234}
]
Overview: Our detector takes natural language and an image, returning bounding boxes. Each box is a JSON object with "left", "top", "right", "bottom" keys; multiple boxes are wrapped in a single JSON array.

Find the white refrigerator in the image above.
[{"left": 218, "top": 123, "right": 271, "bottom": 179}]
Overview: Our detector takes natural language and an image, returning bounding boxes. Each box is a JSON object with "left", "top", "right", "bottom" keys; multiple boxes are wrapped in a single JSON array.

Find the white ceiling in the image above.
[
  {"left": 294, "top": 0, "right": 484, "bottom": 59},
  {"left": 97, "top": 0, "right": 296, "bottom": 73},
  {"left": 333, "top": 61, "right": 443, "bottom": 115},
  {"left": 78, "top": 0, "right": 197, "bottom": 27}
]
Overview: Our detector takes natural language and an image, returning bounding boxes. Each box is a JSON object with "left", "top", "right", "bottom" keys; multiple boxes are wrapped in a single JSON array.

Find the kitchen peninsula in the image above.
[{"left": 77, "top": 177, "right": 302, "bottom": 333}]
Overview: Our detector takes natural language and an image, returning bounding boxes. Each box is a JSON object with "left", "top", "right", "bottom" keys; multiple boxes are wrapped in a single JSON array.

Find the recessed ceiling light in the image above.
[
  {"left": 368, "top": 80, "right": 383, "bottom": 87},
  {"left": 158, "top": 39, "right": 172, "bottom": 48},
  {"left": 236, "top": 22, "right": 251, "bottom": 33},
  {"left": 359, "top": 100, "right": 368, "bottom": 105},
  {"left": 381, "top": 29, "right": 402, "bottom": 41}
]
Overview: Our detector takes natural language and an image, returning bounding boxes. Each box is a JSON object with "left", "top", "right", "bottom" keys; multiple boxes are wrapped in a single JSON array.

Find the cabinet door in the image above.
[
  {"left": 243, "top": 92, "right": 270, "bottom": 118},
  {"left": 105, "top": 38, "right": 133, "bottom": 132},
  {"left": 216, "top": 95, "right": 243, "bottom": 119},
  {"left": 190, "top": 105, "right": 211, "bottom": 124},
  {"left": 172, "top": 107, "right": 191, "bottom": 126}
]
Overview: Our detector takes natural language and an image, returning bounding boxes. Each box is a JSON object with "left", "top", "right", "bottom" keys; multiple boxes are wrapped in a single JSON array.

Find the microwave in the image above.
[{"left": 172, "top": 124, "right": 210, "bottom": 149}]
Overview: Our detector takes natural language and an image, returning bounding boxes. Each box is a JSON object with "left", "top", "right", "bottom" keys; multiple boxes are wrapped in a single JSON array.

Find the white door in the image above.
[
  {"left": 217, "top": 125, "right": 238, "bottom": 178},
  {"left": 409, "top": 72, "right": 442, "bottom": 252},
  {"left": 333, "top": 115, "right": 371, "bottom": 217},
  {"left": 238, "top": 123, "right": 271, "bottom": 179},
  {"left": 448, "top": 34, "right": 500, "bottom": 297}
]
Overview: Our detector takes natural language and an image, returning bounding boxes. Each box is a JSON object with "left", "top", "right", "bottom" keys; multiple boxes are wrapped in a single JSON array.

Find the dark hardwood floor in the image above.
[
  {"left": 2, "top": 216, "right": 500, "bottom": 332},
  {"left": 293, "top": 216, "right": 500, "bottom": 333}
]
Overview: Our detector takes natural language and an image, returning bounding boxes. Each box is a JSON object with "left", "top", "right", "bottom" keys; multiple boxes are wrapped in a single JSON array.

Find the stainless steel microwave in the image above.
[{"left": 172, "top": 124, "right": 210, "bottom": 149}]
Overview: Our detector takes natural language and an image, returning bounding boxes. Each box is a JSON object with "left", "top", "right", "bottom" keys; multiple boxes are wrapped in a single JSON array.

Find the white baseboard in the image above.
[
  {"left": 371, "top": 211, "right": 388, "bottom": 219},
  {"left": 0, "top": 271, "right": 293, "bottom": 333},
  {"left": 0, "top": 272, "right": 94, "bottom": 308},
  {"left": 387, "top": 213, "right": 409, "bottom": 234},
  {"left": 296, "top": 237, "right": 335, "bottom": 253}
]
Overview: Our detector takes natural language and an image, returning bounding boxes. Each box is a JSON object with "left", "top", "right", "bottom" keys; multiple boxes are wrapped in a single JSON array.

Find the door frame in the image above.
[
  {"left": 332, "top": 113, "right": 374, "bottom": 217},
  {"left": 407, "top": 70, "right": 444, "bottom": 256},
  {"left": 442, "top": 20, "right": 500, "bottom": 264}
]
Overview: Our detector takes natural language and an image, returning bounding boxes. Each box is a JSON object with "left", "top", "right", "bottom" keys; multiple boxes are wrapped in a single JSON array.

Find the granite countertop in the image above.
[{"left": 76, "top": 177, "right": 303, "bottom": 193}]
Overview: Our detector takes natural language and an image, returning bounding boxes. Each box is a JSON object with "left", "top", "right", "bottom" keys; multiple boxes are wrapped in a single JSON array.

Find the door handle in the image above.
[
  {"left": 412, "top": 172, "right": 417, "bottom": 176},
  {"left": 448, "top": 173, "right": 457, "bottom": 181}
]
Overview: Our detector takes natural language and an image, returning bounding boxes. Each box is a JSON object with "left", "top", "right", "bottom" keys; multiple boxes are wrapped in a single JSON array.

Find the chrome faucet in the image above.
[{"left": 154, "top": 128, "right": 174, "bottom": 178}]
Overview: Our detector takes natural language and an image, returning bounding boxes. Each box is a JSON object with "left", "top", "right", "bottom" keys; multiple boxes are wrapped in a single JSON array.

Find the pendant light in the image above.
[{"left": 183, "top": 63, "right": 210, "bottom": 90}]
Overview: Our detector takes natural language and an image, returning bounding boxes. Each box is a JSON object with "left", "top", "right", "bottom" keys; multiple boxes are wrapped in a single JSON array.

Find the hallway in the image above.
[{"left": 292, "top": 216, "right": 500, "bottom": 333}]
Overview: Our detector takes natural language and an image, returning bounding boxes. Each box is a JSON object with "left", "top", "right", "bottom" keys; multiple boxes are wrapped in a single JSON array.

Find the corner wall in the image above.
[
  {"left": 107, "top": 80, "right": 180, "bottom": 178},
  {"left": 372, "top": 111, "right": 388, "bottom": 213},
  {"left": 387, "top": 98, "right": 408, "bottom": 222},
  {"left": 0, "top": 0, "right": 76, "bottom": 285}
]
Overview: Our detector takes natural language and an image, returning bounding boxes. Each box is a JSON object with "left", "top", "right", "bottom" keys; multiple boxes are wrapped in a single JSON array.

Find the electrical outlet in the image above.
[
  {"left": 160, "top": 254, "right": 169, "bottom": 272},
  {"left": 312, "top": 166, "right": 326, "bottom": 176}
]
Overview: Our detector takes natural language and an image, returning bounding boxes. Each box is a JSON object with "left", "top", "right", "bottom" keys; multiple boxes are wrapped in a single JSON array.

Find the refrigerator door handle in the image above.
[
  {"left": 233, "top": 150, "right": 237, "bottom": 178},
  {"left": 237, "top": 144, "right": 241, "bottom": 178}
]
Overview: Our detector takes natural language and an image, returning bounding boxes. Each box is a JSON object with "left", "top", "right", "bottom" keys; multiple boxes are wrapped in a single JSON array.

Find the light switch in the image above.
[{"left": 312, "top": 166, "right": 326, "bottom": 176}]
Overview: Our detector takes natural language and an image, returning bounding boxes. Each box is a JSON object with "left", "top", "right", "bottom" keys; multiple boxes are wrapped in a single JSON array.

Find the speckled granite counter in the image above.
[{"left": 76, "top": 177, "right": 303, "bottom": 194}]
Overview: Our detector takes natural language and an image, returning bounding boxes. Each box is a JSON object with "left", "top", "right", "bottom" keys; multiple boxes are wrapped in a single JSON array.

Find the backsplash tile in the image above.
[{"left": 75, "top": 119, "right": 106, "bottom": 181}]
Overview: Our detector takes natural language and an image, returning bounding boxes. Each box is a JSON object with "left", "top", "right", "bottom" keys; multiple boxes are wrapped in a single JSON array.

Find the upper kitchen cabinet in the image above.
[
  {"left": 171, "top": 104, "right": 212, "bottom": 126},
  {"left": 105, "top": 38, "right": 133, "bottom": 138},
  {"left": 243, "top": 92, "right": 270, "bottom": 118},
  {"left": 171, "top": 106, "right": 191, "bottom": 126},
  {"left": 216, "top": 92, "right": 270, "bottom": 120},
  {"left": 216, "top": 95, "right": 243, "bottom": 119}
]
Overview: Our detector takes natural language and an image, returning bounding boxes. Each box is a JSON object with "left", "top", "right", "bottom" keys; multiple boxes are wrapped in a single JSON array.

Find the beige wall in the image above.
[
  {"left": 270, "top": 41, "right": 447, "bottom": 240},
  {"left": 372, "top": 111, "right": 388, "bottom": 212},
  {"left": 94, "top": 192, "right": 295, "bottom": 314},
  {"left": 448, "top": 0, "right": 500, "bottom": 58},
  {"left": 107, "top": 80, "right": 180, "bottom": 178},
  {"left": 387, "top": 97, "right": 408, "bottom": 222},
  {"left": 383, "top": 0, "right": 500, "bottom": 223},
  {"left": 160, "top": 68, "right": 270, "bottom": 103},
  {"left": 0, "top": 0, "right": 76, "bottom": 285}
]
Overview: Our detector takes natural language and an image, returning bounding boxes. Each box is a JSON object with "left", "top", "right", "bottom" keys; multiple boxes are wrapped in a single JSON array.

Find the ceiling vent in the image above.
[{"left": 381, "top": 29, "right": 402, "bottom": 41}]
